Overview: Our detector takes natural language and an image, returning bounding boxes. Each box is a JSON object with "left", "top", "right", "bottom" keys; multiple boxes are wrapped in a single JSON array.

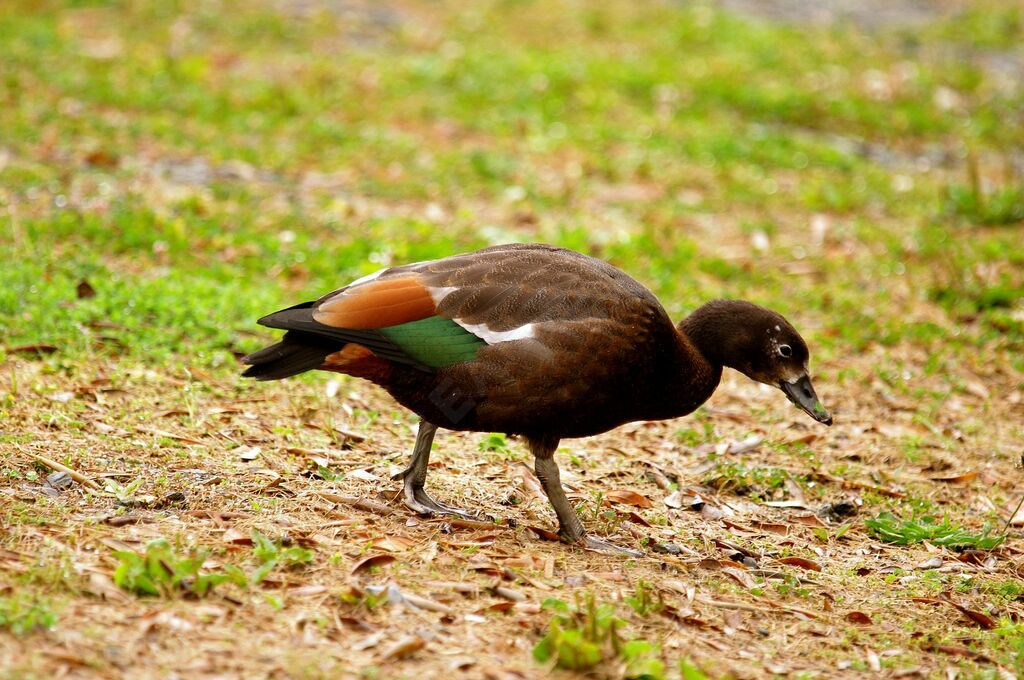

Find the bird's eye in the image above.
[{"left": 778, "top": 344, "right": 792, "bottom": 358}]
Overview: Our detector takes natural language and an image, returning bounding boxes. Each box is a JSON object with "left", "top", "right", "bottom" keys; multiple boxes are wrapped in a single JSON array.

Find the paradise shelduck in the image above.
[{"left": 243, "top": 243, "right": 831, "bottom": 553}]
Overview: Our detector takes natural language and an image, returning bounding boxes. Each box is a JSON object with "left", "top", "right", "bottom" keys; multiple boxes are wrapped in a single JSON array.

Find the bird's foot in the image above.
[
  {"left": 576, "top": 534, "right": 643, "bottom": 557},
  {"left": 402, "top": 484, "right": 480, "bottom": 521}
]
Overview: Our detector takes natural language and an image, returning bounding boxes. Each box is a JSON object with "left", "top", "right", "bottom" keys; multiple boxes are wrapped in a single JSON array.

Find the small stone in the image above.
[
  {"left": 819, "top": 499, "right": 858, "bottom": 522},
  {"left": 651, "top": 542, "right": 682, "bottom": 555},
  {"left": 44, "top": 471, "right": 73, "bottom": 491}
]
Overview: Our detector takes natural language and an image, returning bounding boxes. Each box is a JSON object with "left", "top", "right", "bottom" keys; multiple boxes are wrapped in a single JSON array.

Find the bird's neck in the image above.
[
  {"left": 669, "top": 328, "right": 722, "bottom": 417},
  {"left": 658, "top": 302, "right": 761, "bottom": 418},
  {"left": 636, "top": 316, "right": 723, "bottom": 421}
]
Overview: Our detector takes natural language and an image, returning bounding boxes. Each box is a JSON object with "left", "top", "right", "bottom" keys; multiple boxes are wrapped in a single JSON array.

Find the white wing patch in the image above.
[
  {"left": 453, "top": 319, "right": 536, "bottom": 345},
  {"left": 426, "top": 285, "right": 458, "bottom": 306},
  {"left": 346, "top": 268, "right": 385, "bottom": 287}
]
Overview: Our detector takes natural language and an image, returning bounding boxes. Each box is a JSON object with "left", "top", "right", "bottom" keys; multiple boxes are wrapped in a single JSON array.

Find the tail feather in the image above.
[{"left": 241, "top": 332, "right": 338, "bottom": 381}]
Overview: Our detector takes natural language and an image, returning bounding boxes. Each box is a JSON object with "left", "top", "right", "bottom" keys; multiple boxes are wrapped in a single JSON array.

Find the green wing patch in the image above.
[{"left": 378, "top": 316, "right": 486, "bottom": 368}]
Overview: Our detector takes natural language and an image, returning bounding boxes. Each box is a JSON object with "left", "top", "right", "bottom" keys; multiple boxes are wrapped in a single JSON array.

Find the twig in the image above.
[
  {"left": 314, "top": 492, "right": 393, "bottom": 516},
  {"left": 30, "top": 454, "right": 101, "bottom": 490},
  {"left": 1000, "top": 494, "right": 1024, "bottom": 536}
]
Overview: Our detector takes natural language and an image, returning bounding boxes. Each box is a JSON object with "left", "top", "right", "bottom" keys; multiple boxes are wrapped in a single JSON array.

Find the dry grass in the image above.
[{"left": 2, "top": 348, "right": 1022, "bottom": 678}]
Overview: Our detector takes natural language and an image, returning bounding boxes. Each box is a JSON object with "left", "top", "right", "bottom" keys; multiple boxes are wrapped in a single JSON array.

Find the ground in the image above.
[{"left": 1, "top": 0, "right": 1024, "bottom": 678}]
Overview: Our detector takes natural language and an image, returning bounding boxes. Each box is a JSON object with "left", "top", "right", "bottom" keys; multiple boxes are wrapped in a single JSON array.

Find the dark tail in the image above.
[
  {"left": 241, "top": 331, "right": 341, "bottom": 381},
  {"left": 242, "top": 299, "right": 430, "bottom": 380}
]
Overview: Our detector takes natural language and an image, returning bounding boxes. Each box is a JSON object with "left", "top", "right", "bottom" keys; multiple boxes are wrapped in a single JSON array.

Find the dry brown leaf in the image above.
[
  {"left": 605, "top": 489, "right": 653, "bottom": 508},
  {"left": 380, "top": 635, "right": 426, "bottom": 661},
  {"left": 750, "top": 521, "right": 790, "bottom": 536},
  {"left": 790, "top": 513, "right": 827, "bottom": 528},
  {"left": 76, "top": 280, "right": 96, "bottom": 299},
  {"left": 944, "top": 598, "right": 996, "bottom": 629},
  {"left": 83, "top": 572, "right": 129, "bottom": 602},
  {"left": 845, "top": 611, "right": 872, "bottom": 625},
  {"left": 929, "top": 471, "right": 978, "bottom": 484},
  {"left": 513, "top": 463, "right": 546, "bottom": 501},
  {"left": 777, "top": 556, "right": 822, "bottom": 572},
  {"left": 785, "top": 432, "right": 818, "bottom": 446},
  {"left": 316, "top": 493, "right": 393, "bottom": 516},
  {"left": 527, "top": 526, "right": 562, "bottom": 542},
  {"left": 351, "top": 554, "right": 396, "bottom": 574},
  {"left": 478, "top": 601, "right": 516, "bottom": 614},
  {"left": 7, "top": 343, "right": 58, "bottom": 355}
]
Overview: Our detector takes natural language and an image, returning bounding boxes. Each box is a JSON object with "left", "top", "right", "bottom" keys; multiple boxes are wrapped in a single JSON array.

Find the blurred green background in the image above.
[{"left": 1, "top": 0, "right": 1022, "bottom": 383}]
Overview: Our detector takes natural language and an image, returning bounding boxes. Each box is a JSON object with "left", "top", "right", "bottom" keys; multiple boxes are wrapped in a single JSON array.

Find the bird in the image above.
[{"left": 242, "top": 243, "right": 832, "bottom": 553}]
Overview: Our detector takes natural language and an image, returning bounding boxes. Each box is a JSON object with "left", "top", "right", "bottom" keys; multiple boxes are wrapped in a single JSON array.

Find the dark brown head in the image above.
[{"left": 680, "top": 299, "right": 832, "bottom": 425}]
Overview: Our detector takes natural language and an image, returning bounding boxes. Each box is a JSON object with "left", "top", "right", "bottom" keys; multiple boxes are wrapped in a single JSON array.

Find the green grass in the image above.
[
  {"left": 2, "top": 0, "right": 1023, "bottom": 367},
  {"left": 112, "top": 538, "right": 247, "bottom": 597},
  {"left": 866, "top": 512, "right": 1005, "bottom": 550},
  {"left": 0, "top": 594, "right": 58, "bottom": 636},
  {"left": 533, "top": 593, "right": 665, "bottom": 677}
]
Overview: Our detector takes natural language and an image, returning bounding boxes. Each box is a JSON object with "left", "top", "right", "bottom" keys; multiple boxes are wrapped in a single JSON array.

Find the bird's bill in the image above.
[{"left": 779, "top": 374, "right": 832, "bottom": 425}]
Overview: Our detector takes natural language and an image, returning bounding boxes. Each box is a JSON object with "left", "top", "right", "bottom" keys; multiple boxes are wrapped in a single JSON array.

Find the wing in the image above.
[{"left": 256, "top": 243, "right": 664, "bottom": 372}]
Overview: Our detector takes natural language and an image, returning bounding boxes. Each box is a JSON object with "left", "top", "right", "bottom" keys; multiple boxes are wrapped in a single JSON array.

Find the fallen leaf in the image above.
[
  {"left": 923, "top": 644, "right": 992, "bottom": 663},
  {"left": 351, "top": 554, "right": 396, "bottom": 574},
  {"left": 527, "top": 526, "right": 562, "bottom": 542},
  {"left": 701, "top": 504, "right": 726, "bottom": 520},
  {"left": 791, "top": 513, "right": 828, "bottom": 528},
  {"left": 476, "top": 601, "right": 516, "bottom": 614},
  {"left": 846, "top": 611, "right": 872, "bottom": 625},
  {"left": 605, "top": 489, "right": 653, "bottom": 508},
  {"left": 785, "top": 432, "right": 818, "bottom": 446},
  {"left": 513, "top": 463, "right": 546, "bottom": 501},
  {"left": 777, "top": 556, "right": 822, "bottom": 572},
  {"left": 929, "top": 471, "right": 978, "bottom": 484},
  {"left": 944, "top": 597, "right": 996, "bottom": 629},
  {"left": 750, "top": 521, "right": 790, "bottom": 536},
  {"left": 76, "top": 280, "right": 96, "bottom": 299},
  {"left": 222, "top": 528, "right": 253, "bottom": 545},
  {"left": 317, "top": 493, "right": 393, "bottom": 516},
  {"left": 7, "top": 344, "right": 58, "bottom": 356},
  {"left": 621, "top": 510, "right": 651, "bottom": 526},
  {"left": 83, "top": 572, "right": 129, "bottom": 602},
  {"left": 380, "top": 635, "right": 426, "bottom": 661}
]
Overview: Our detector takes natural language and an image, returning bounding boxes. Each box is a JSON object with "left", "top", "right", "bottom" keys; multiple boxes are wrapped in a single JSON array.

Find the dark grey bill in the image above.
[{"left": 780, "top": 374, "right": 832, "bottom": 425}]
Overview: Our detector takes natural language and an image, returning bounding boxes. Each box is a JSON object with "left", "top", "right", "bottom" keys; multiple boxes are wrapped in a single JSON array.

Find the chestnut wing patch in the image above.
[{"left": 313, "top": 276, "right": 438, "bottom": 330}]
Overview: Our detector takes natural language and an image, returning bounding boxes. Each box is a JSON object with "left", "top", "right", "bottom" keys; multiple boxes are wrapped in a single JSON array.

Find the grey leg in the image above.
[
  {"left": 532, "top": 439, "right": 586, "bottom": 540},
  {"left": 392, "top": 420, "right": 477, "bottom": 520},
  {"left": 530, "top": 436, "right": 641, "bottom": 556}
]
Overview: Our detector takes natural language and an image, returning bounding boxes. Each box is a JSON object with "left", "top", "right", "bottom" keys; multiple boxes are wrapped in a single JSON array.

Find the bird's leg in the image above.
[
  {"left": 392, "top": 420, "right": 478, "bottom": 520},
  {"left": 530, "top": 437, "right": 641, "bottom": 556}
]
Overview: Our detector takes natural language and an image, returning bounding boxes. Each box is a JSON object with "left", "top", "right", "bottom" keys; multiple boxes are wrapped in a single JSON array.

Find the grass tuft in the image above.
[{"left": 866, "top": 512, "right": 1005, "bottom": 550}]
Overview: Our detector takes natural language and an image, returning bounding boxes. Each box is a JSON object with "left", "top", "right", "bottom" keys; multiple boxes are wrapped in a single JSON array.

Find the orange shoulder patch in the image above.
[{"left": 313, "top": 276, "right": 437, "bottom": 329}]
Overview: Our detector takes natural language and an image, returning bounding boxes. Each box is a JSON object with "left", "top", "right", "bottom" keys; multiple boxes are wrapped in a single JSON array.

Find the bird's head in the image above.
[{"left": 681, "top": 300, "right": 832, "bottom": 425}]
